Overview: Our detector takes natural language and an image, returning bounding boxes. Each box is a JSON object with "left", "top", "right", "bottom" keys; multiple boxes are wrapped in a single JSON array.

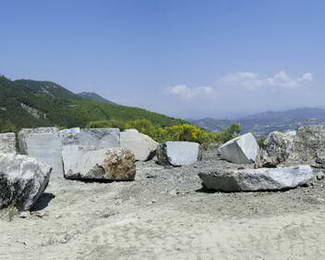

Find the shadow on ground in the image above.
[{"left": 31, "top": 192, "right": 56, "bottom": 211}]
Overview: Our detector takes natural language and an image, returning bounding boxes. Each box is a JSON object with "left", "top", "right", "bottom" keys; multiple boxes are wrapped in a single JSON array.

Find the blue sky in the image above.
[{"left": 1, "top": 0, "right": 325, "bottom": 119}]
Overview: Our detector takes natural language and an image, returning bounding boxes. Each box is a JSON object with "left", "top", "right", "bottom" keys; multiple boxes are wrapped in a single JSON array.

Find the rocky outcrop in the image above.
[
  {"left": 18, "top": 128, "right": 63, "bottom": 177},
  {"left": 257, "top": 125, "right": 325, "bottom": 167},
  {"left": 156, "top": 141, "right": 201, "bottom": 167},
  {"left": 0, "top": 133, "right": 16, "bottom": 153},
  {"left": 63, "top": 147, "right": 136, "bottom": 181},
  {"left": 120, "top": 129, "right": 158, "bottom": 161},
  {"left": 198, "top": 165, "right": 314, "bottom": 192},
  {"left": 255, "top": 131, "right": 294, "bottom": 168},
  {"left": 20, "top": 103, "right": 47, "bottom": 120},
  {"left": 0, "top": 153, "right": 51, "bottom": 211},
  {"left": 286, "top": 125, "right": 325, "bottom": 165},
  {"left": 218, "top": 133, "right": 259, "bottom": 164}
]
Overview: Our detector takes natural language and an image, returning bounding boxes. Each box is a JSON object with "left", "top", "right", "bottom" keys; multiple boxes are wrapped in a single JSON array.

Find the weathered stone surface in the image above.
[
  {"left": 156, "top": 141, "right": 201, "bottom": 167},
  {"left": 18, "top": 128, "right": 63, "bottom": 177},
  {"left": 0, "top": 133, "right": 16, "bottom": 153},
  {"left": 198, "top": 165, "right": 314, "bottom": 192},
  {"left": 286, "top": 125, "right": 325, "bottom": 165},
  {"left": 255, "top": 131, "right": 294, "bottom": 168},
  {"left": 0, "top": 153, "right": 51, "bottom": 211},
  {"left": 60, "top": 128, "right": 121, "bottom": 177},
  {"left": 60, "top": 128, "right": 120, "bottom": 148},
  {"left": 63, "top": 147, "right": 136, "bottom": 181},
  {"left": 59, "top": 127, "right": 80, "bottom": 145},
  {"left": 120, "top": 129, "right": 158, "bottom": 161},
  {"left": 218, "top": 133, "right": 259, "bottom": 164}
]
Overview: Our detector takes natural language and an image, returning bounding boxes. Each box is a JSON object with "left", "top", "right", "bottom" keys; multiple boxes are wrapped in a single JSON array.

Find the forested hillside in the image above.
[{"left": 0, "top": 76, "right": 183, "bottom": 132}]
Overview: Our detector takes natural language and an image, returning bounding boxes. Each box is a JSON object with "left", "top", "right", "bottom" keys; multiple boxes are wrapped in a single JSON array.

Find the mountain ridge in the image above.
[
  {"left": 0, "top": 76, "right": 184, "bottom": 132},
  {"left": 78, "top": 92, "right": 117, "bottom": 105},
  {"left": 189, "top": 107, "right": 325, "bottom": 136}
]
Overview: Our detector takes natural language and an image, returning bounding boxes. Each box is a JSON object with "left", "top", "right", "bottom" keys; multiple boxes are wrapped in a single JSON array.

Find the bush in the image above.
[
  {"left": 88, "top": 119, "right": 240, "bottom": 146},
  {"left": 0, "top": 120, "right": 17, "bottom": 133},
  {"left": 86, "top": 119, "right": 126, "bottom": 130}
]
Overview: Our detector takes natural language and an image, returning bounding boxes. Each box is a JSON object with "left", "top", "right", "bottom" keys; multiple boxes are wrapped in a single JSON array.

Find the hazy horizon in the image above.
[{"left": 2, "top": 1, "right": 325, "bottom": 119}]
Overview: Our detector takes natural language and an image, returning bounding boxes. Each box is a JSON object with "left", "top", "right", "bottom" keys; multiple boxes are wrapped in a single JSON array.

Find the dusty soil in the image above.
[{"left": 1, "top": 151, "right": 325, "bottom": 260}]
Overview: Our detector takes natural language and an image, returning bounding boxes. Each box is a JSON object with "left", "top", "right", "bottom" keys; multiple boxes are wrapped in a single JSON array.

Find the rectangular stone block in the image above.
[
  {"left": 60, "top": 128, "right": 120, "bottom": 148},
  {"left": 18, "top": 127, "right": 63, "bottom": 177},
  {"left": 218, "top": 133, "right": 259, "bottom": 164}
]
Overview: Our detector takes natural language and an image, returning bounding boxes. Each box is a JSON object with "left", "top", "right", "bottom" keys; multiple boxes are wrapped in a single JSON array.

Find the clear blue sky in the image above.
[{"left": 1, "top": 0, "right": 325, "bottom": 119}]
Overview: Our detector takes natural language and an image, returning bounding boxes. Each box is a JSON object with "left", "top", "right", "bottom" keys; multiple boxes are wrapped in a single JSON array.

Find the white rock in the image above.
[
  {"left": 0, "top": 133, "right": 16, "bottom": 153},
  {"left": 218, "top": 133, "right": 259, "bottom": 164},
  {"left": 60, "top": 128, "right": 121, "bottom": 178},
  {"left": 198, "top": 165, "right": 314, "bottom": 192},
  {"left": 120, "top": 129, "right": 158, "bottom": 161},
  {"left": 63, "top": 146, "right": 136, "bottom": 181},
  {"left": 60, "top": 128, "right": 120, "bottom": 148},
  {"left": 18, "top": 128, "right": 63, "bottom": 177},
  {"left": 157, "top": 141, "right": 201, "bottom": 167},
  {"left": 0, "top": 153, "right": 51, "bottom": 211}
]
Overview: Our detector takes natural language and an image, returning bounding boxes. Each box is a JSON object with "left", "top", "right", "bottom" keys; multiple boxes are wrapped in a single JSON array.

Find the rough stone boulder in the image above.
[
  {"left": 156, "top": 141, "right": 201, "bottom": 167},
  {"left": 18, "top": 128, "right": 63, "bottom": 177},
  {"left": 218, "top": 133, "right": 259, "bottom": 164},
  {"left": 63, "top": 147, "right": 136, "bottom": 181},
  {"left": 0, "top": 153, "right": 51, "bottom": 211},
  {"left": 120, "top": 129, "right": 158, "bottom": 161},
  {"left": 0, "top": 133, "right": 16, "bottom": 153},
  {"left": 198, "top": 165, "right": 314, "bottom": 192},
  {"left": 255, "top": 131, "right": 294, "bottom": 168},
  {"left": 60, "top": 128, "right": 120, "bottom": 148},
  {"left": 286, "top": 125, "right": 325, "bottom": 165}
]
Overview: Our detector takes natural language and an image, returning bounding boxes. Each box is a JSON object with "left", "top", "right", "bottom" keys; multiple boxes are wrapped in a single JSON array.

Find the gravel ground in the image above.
[{"left": 1, "top": 150, "right": 325, "bottom": 260}]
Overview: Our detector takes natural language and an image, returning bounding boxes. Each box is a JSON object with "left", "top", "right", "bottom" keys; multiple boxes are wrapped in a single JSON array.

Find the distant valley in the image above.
[{"left": 189, "top": 107, "right": 325, "bottom": 136}]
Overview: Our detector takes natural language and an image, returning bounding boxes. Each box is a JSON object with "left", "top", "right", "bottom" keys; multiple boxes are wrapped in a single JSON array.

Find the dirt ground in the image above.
[{"left": 1, "top": 151, "right": 325, "bottom": 260}]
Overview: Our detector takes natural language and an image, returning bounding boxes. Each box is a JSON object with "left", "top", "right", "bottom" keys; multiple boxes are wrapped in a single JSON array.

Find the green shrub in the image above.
[
  {"left": 0, "top": 120, "right": 17, "bottom": 133},
  {"left": 88, "top": 119, "right": 240, "bottom": 146},
  {"left": 86, "top": 119, "right": 126, "bottom": 130}
]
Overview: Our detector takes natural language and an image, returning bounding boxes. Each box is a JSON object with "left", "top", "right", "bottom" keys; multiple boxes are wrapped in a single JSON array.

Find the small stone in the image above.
[
  {"left": 316, "top": 172, "right": 325, "bottom": 180},
  {"left": 169, "top": 190, "right": 177, "bottom": 195},
  {"left": 19, "top": 211, "right": 30, "bottom": 218},
  {"left": 32, "top": 211, "right": 48, "bottom": 218}
]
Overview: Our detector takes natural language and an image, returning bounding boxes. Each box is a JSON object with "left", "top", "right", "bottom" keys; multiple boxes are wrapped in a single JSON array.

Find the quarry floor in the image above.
[{"left": 1, "top": 152, "right": 325, "bottom": 260}]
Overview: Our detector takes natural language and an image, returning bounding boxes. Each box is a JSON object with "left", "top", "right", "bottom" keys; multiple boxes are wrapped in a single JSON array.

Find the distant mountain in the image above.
[
  {"left": 14, "top": 79, "right": 77, "bottom": 100},
  {"left": 240, "top": 107, "right": 325, "bottom": 122},
  {"left": 0, "top": 76, "right": 183, "bottom": 132},
  {"left": 189, "top": 107, "right": 325, "bottom": 136},
  {"left": 188, "top": 118, "right": 231, "bottom": 132},
  {"left": 78, "top": 92, "right": 117, "bottom": 105}
]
